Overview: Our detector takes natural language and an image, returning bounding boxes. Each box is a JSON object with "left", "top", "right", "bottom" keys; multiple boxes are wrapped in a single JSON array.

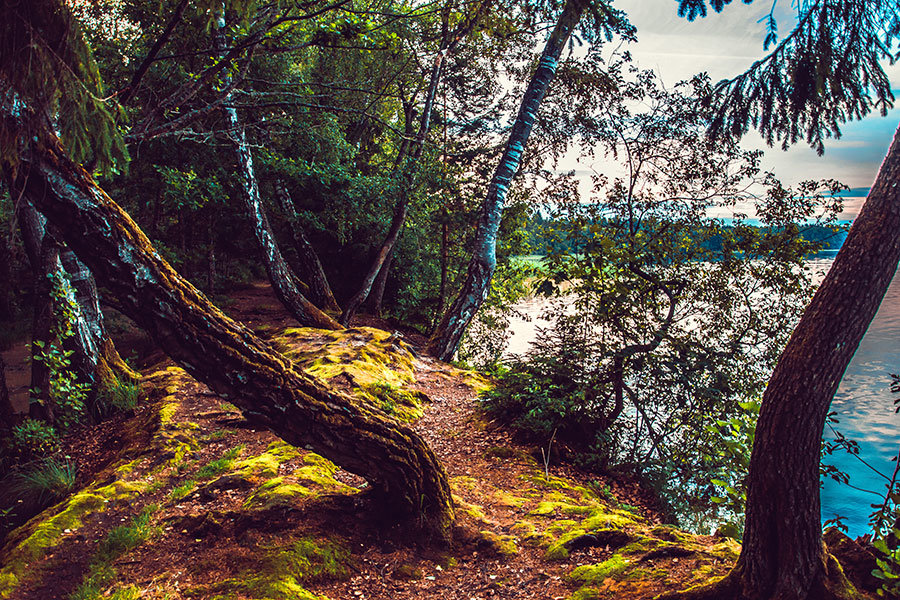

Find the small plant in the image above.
[
  {"left": 97, "top": 505, "right": 159, "bottom": 563},
  {"left": 95, "top": 376, "right": 141, "bottom": 417},
  {"left": 11, "top": 418, "right": 59, "bottom": 458},
  {"left": 169, "top": 480, "right": 196, "bottom": 501},
  {"left": 195, "top": 445, "right": 242, "bottom": 479},
  {"left": 70, "top": 506, "right": 157, "bottom": 600},
  {"left": 32, "top": 271, "right": 91, "bottom": 432},
  {"left": 873, "top": 530, "right": 900, "bottom": 598},
  {"left": 10, "top": 457, "right": 77, "bottom": 507}
]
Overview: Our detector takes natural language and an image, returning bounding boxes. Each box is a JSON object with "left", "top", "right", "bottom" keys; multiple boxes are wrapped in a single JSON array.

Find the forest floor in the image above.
[{"left": 0, "top": 283, "right": 880, "bottom": 600}]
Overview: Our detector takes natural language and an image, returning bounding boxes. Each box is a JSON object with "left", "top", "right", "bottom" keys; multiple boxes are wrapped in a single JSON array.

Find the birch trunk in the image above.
[
  {"left": 274, "top": 182, "right": 340, "bottom": 313},
  {"left": 11, "top": 134, "right": 455, "bottom": 542},
  {"left": 339, "top": 54, "right": 446, "bottom": 326},
  {"left": 427, "top": 0, "right": 587, "bottom": 360},
  {"left": 213, "top": 11, "right": 339, "bottom": 330}
]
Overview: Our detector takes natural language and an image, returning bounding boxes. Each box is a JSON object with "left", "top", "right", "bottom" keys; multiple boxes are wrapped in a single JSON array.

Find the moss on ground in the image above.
[
  {"left": 188, "top": 537, "right": 351, "bottom": 600},
  {"left": 275, "top": 327, "right": 428, "bottom": 422}
]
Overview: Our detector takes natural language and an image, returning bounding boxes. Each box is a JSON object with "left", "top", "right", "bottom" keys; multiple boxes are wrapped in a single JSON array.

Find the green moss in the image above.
[
  {"left": 234, "top": 441, "right": 301, "bottom": 480},
  {"left": 568, "top": 554, "right": 630, "bottom": 585},
  {"left": 511, "top": 521, "right": 537, "bottom": 538},
  {"left": 479, "top": 531, "right": 519, "bottom": 556},
  {"left": 244, "top": 477, "right": 312, "bottom": 510},
  {"left": 581, "top": 509, "right": 640, "bottom": 530},
  {"left": 545, "top": 528, "right": 587, "bottom": 560},
  {"left": 0, "top": 474, "right": 147, "bottom": 599},
  {"left": 569, "top": 587, "right": 602, "bottom": 600},
  {"left": 169, "top": 480, "right": 196, "bottom": 502},
  {"left": 452, "top": 495, "right": 491, "bottom": 524},
  {"left": 393, "top": 564, "right": 424, "bottom": 580},
  {"left": 493, "top": 490, "right": 527, "bottom": 508},
  {"left": 196, "top": 537, "right": 350, "bottom": 600}
]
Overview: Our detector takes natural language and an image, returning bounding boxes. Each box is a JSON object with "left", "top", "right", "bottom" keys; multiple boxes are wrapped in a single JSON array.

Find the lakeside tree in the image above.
[
  {"left": 481, "top": 60, "right": 844, "bottom": 529},
  {"left": 427, "top": 0, "right": 634, "bottom": 360},
  {"left": 659, "top": 1, "right": 900, "bottom": 598}
]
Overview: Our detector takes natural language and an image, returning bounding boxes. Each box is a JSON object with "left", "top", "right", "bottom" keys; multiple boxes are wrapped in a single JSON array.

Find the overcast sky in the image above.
[{"left": 569, "top": 0, "right": 900, "bottom": 217}]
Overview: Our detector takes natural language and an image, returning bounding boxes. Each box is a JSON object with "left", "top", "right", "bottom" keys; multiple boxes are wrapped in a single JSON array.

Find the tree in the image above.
[
  {"left": 658, "top": 1, "right": 900, "bottom": 598},
  {"left": 0, "top": 349, "right": 13, "bottom": 436},
  {"left": 482, "top": 62, "right": 842, "bottom": 524},
  {"left": 212, "top": 5, "right": 340, "bottom": 329},
  {"left": 1, "top": 0, "right": 454, "bottom": 542},
  {"left": 338, "top": 0, "right": 491, "bottom": 326},
  {"left": 428, "top": 0, "right": 632, "bottom": 360}
]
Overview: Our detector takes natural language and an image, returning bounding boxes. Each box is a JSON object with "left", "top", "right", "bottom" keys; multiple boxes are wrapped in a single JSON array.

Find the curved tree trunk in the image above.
[
  {"left": 661, "top": 123, "right": 900, "bottom": 600},
  {"left": 274, "top": 181, "right": 340, "bottom": 313},
  {"left": 427, "top": 0, "right": 586, "bottom": 360},
  {"left": 213, "top": 11, "right": 339, "bottom": 331},
  {"left": 11, "top": 135, "right": 455, "bottom": 542}
]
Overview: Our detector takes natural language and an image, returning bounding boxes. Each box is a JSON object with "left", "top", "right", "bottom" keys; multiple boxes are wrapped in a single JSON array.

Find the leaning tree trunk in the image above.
[
  {"left": 12, "top": 135, "right": 455, "bottom": 542},
  {"left": 427, "top": 0, "right": 586, "bottom": 360},
  {"left": 273, "top": 182, "right": 340, "bottom": 313},
  {"left": 213, "top": 11, "right": 339, "bottom": 330},
  {"left": 366, "top": 249, "right": 393, "bottom": 317},
  {"left": 661, "top": 124, "right": 900, "bottom": 600}
]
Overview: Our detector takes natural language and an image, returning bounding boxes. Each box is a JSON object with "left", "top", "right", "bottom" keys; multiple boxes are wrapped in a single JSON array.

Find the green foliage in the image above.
[
  {"left": 8, "top": 457, "right": 77, "bottom": 511},
  {"left": 11, "top": 419, "right": 59, "bottom": 459},
  {"left": 0, "top": 0, "right": 128, "bottom": 172},
  {"left": 678, "top": 0, "right": 897, "bottom": 154},
  {"left": 704, "top": 400, "right": 759, "bottom": 538},
  {"left": 33, "top": 271, "right": 91, "bottom": 432},
  {"left": 486, "top": 61, "right": 843, "bottom": 529},
  {"left": 873, "top": 531, "right": 900, "bottom": 598},
  {"left": 95, "top": 377, "right": 141, "bottom": 417}
]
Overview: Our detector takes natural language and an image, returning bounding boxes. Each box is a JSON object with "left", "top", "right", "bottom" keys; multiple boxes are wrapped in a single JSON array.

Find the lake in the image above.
[{"left": 506, "top": 253, "right": 900, "bottom": 538}]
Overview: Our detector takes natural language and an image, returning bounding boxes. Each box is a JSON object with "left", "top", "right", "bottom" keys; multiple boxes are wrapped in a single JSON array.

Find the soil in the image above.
[{"left": 0, "top": 282, "right": 830, "bottom": 600}]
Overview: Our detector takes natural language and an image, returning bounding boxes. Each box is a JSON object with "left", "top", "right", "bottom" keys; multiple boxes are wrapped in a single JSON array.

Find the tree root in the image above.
[{"left": 653, "top": 553, "right": 862, "bottom": 600}]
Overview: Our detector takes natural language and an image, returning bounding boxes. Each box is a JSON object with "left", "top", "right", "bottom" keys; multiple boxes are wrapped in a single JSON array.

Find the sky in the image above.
[{"left": 567, "top": 0, "right": 900, "bottom": 218}]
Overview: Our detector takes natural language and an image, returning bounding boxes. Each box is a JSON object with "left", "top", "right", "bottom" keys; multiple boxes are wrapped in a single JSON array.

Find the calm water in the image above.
[{"left": 506, "top": 255, "right": 900, "bottom": 538}]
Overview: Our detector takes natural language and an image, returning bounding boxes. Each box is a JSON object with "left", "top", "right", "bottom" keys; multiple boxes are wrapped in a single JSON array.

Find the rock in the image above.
[{"left": 824, "top": 527, "right": 880, "bottom": 593}]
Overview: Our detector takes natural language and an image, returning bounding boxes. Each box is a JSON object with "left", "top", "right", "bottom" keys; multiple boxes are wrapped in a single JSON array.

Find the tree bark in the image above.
[
  {"left": 367, "top": 249, "right": 393, "bottom": 317},
  {"left": 28, "top": 231, "right": 57, "bottom": 423},
  {"left": 11, "top": 134, "right": 455, "bottom": 542},
  {"left": 0, "top": 353, "right": 13, "bottom": 434},
  {"left": 660, "top": 123, "right": 900, "bottom": 600},
  {"left": 273, "top": 182, "right": 340, "bottom": 313},
  {"left": 213, "top": 11, "right": 339, "bottom": 330},
  {"left": 427, "top": 0, "right": 586, "bottom": 360}
]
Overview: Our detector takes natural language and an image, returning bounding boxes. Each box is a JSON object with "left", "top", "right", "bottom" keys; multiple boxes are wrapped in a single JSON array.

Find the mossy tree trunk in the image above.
[
  {"left": 427, "top": 0, "right": 587, "bottom": 360},
  {"left": 11, "top": 135, "right": 455, "bottom": 542},
  {"left": 17, "top": 198, "right": 136, "bottom": 418},
  {"left": 660, "top": 123, "right": 900, "bottom": 600}
]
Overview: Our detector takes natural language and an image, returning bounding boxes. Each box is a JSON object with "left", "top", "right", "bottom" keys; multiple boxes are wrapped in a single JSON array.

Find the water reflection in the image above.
[{"left": 506, "top": 255, "right": 900, "bottom": 537}]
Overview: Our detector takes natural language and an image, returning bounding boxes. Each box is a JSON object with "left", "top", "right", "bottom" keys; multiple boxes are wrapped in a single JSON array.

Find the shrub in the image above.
[{"left": 11, "top": 418, "right": 59, "bottom": 458}]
